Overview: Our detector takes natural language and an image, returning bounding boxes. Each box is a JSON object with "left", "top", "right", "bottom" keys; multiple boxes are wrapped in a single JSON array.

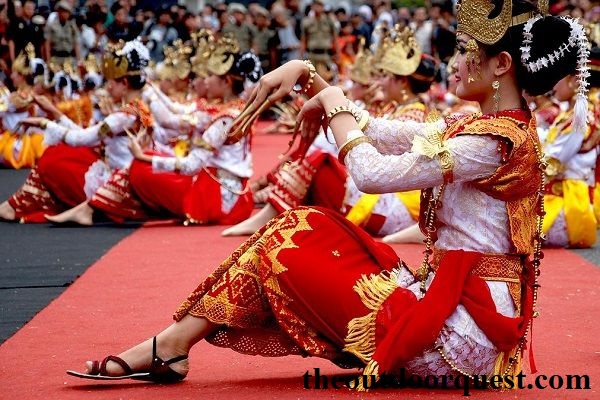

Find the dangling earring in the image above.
[
  {"left": 399, "top": 88, "right": 409, "bottom": 103},
  {"left": 492, "top": 80, "right": 500, "bottom": 115},
  {"left": 466, "top": 39, "right": 481, "bottom": 83}
]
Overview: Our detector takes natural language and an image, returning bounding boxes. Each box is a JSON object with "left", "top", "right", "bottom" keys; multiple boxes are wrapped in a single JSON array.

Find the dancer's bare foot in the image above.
[
  {"left": 222, "top": 204, "right": 278, "bottom": 236},
  {"left": 45, "top": 201, "right": 93, "bottom": 226},
  {"left": 0, "top": 201, "right": 16, "bottom": 221},
  {"left": 382, "top": 223, "right": 425, "bottom": 244}
]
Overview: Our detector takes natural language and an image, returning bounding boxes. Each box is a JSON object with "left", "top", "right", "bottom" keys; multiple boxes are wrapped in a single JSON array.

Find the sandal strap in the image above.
[
  {"left": 150, "top": 336, "right": 188, "bottom": 366},
  {"left": 99, "top": 355, "right": 134, "bottom": 376},
  {"left": 89, "top": 360, "right": 100, "bottom": 375}
]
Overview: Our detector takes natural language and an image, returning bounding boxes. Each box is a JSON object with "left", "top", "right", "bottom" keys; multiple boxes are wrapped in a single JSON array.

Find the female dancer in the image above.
[
  {"left": 223, "top": 27, "right": 436, "bottom": 237},
  {"left": 540, "top": 47, "right": 598, "bottom": 248},
  {"left": 127, "top": 35, "right": 262, "bottom": 226},
  {"left": 0, "top": 40, "right": 151, "bottom": 223},
  {"left": 68, "top": 1, "right": 587, "bottom": 390}
]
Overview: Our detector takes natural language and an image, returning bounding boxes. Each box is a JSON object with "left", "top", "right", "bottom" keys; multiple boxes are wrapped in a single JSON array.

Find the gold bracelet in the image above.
[
  {"left": 174, "top": 158, "right": 182, "bottom": 172},
  {"left": 338, "top": 135, "right": 373, "bottom": 165},
  {"left": 357, "top": 110, "right": 370, "bottom": 131},
  {"left": 326, "top": 105, "right": 355, "bottom": 121},
  {"left": 293, "top": 60, "right": 316, "bottom": 94},
  {"left": 40, "top": 118, "right": 49, "bottom": 129}
]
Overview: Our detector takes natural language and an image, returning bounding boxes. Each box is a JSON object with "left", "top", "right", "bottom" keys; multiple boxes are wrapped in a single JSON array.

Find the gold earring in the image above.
[
  {"left": 492, "top": 80, "right": 500, "bottom": 115},
  {"left": 466, "top": 39, "right": 480, "bottom": 83},
  {"left": 399, "top": 88, "right": 409, "bottom": 103}
]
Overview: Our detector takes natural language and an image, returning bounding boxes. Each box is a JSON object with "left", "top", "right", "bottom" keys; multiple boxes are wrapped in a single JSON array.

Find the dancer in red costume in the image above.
[
  {"left": 127, "top": 35, "right": 262, "bottom": 226},
  {"left": 67, "top": 0, "right": 587, "bottom": 391},
  {"left": 0, "top": 40, "right": 151, "bottom": 224}
]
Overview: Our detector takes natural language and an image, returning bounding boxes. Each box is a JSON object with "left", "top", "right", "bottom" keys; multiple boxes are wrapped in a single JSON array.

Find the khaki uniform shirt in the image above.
[
  {"left": 301, "top": 15, "right": 336, "bottom": 51},
  {"left": 222, "top": 22, "right": 257, "bottom": 52}
]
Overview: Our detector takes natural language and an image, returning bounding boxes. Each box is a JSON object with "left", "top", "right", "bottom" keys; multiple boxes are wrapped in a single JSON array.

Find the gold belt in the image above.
[{"left": 431, "top": 248, "right": 523, "bottom": 312}]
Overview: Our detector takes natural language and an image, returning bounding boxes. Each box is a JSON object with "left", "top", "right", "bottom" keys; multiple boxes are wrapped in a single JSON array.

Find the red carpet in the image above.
[{"left": 1, "top": 128, "right": 599, "bottom": 399}]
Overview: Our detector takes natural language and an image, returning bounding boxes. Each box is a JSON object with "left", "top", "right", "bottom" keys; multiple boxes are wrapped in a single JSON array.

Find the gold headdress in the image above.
[
  {"left": 12, "top": 43, "right": 36, "bottom": 76},
  {"left": 456, "top": 0, "right": 539, "bottom": 45},
  {"left": 83, "top": 54, "right": 100, "bottom": 74},
  {"left": 349, "top": 37, "right": 373, "bottom": 85},
  {"left": 171, "top": 39, "right": 193, "bottom": 80},
  {"left": 102, "top": 40, "right": 148, "bottom": 80},
  {"left": 102, "top": 42, "right": 129, "bottom": 80},
  {"left": 376, "top": 26, "right": 421, "bottom": 77},
  {"left": 190, "top": 29, "right": 215, "bottom": 78},
  {"left": 207, "top": 34, "right": 240, "bottom": 76}
]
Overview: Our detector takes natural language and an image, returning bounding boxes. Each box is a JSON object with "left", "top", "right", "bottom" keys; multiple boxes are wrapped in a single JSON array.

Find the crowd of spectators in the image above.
[{"left": 0, "top": 0, "right": 598, "bottom": 87}]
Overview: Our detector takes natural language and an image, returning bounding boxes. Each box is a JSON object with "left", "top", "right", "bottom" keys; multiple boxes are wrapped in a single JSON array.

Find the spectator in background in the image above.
[
  {"left": 176, "top": 12, "right": 200, "bottom": 44},
  {"left": 146, "top": 6, "right": 178, "bottom": 61},
  {"left": 253, "top": 6, "right": 277, "bottom": 72},
  {"left": 431, "top": 1, "right": 456, "bottom": 64},
  {"left": 301, "top": 0, "right": 339, "bottom": 73},
  {"left": 7, "top": 0, "right": 45, "bottom": 60},
  {"left": 106, "top": 2, "right": 142, "bottom": 43},
  {"left": 215, "top": 3, "right": 229, "bottom": 34},
  {"left": 396, "top": 6, "right": 411, "bottom": 29},
  {"left": 350, "top": 12, "right": 371, "bottom": 49},
  {"left": 222, "top": 3, "right": 257, "bottom": 53},
  {"left": 272, "top": 6, "right": 301, "bottom": 64},
  {"left": 371, "top": 1, "right": 393, "bottom": 48},
  {"left": 44, "top": 1, "right": 81, "bottom": 67},
  {"left": 80, "top": 11, "right": 107, "bottom": 59},
  {"left": 201, "top": 4, "right": 219, "bottom": 31},
  {"left": 410, "top": 7, "right": 433, "bottom": 55}
]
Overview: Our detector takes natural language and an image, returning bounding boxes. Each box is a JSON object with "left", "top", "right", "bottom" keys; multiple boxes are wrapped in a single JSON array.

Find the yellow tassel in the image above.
[
  {"left": 491, "top": 347, "right": 522, "bottom": 390},
  {"left": 356, "top": 360, "right": 380, "bottom": 392},
  {"left": 344, "top": 269, "right": 400, "bottom": 363}
]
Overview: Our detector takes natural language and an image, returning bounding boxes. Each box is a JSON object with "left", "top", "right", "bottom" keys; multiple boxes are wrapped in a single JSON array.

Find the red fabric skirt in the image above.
[
  {"left": 129, "top": 156, "right": 253, "bottom": 225},
  {"left": 89, "top": 169, "right": 149, "bottom": 223},
  {"left": 8, "top": 144, "right": 100, "bottom": 222},
  {"left": 37, "top": 144, "right": 100, "bottom": 207}
]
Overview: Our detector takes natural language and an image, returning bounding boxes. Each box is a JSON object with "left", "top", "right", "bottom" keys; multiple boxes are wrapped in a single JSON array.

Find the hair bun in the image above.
[{"left": 233, "top": 52, "right": 263, "bottom": 83}]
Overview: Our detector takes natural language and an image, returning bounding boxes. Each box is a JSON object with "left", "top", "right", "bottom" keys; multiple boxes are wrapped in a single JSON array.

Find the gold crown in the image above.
[
  {"left": 191, "top": 29, "right": 215, "bottom": 78},
  {"left": 207, "top": 34, "right": 240, "bottom": 76},
  {"left": 456, "top": 0, "right": 541, "bottom": 45},
  {"left": 349, "top": 37, "right": 372, "bottom": 85},
  {"left": 12, "top": 43, "right": 35, "bottom": 76},
  {"left": 376, "top": 26, "right": 421, "bottom": 76},
  {"left": 102, "top": 41, "right": 141, "bottom": 80},
  {"left": 83, "top": 54, "right": 99, "bottom": 74},
  {"left": 170, "top": 39, "right": 193, "bottom": 80}
]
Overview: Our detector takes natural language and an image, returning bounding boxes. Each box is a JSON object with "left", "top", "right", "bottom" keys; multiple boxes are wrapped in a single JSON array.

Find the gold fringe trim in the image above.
[
  {"left": 356, "top": 360, "right": 380, "bottom": 391},
  {"left": 491, "top": 346, "right": 523, "bottom": 389},
  {"left": 343, "top": 268, "right": 400, "bottom": 364}
]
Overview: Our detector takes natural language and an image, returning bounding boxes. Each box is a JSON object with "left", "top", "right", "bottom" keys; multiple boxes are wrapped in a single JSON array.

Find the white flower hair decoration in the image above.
[
  {"left": 235, "top": 52, "right": 263, "bottom": 83},
  {"left": 521, "top": 16, "right": 591, "bottom": 137},
  {"left": 120, "top": 38, "right": 151, "bottom": 68}
]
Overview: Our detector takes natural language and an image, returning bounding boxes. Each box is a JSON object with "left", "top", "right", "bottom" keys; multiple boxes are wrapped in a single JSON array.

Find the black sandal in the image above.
[{"left": 66, "top": 336, "right": 188, "bottom": 383}]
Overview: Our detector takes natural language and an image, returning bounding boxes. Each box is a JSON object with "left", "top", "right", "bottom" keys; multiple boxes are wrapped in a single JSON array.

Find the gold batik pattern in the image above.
[{"left": 174, "top": 208, "right": 346, "bottom": 361}]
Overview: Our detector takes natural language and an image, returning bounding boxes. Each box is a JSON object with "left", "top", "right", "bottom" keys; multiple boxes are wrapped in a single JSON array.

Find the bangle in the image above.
[
  {"left": 293, "top": 60, "right": 316, "bottom": 94},
  {"left": 40, "top": 118, "right": 49, "bottom": 129},
  {"left": 326, "top": 105, "right": 355, "bottom": 122},
  {"left": 338, "top": 135, "right": 373, "bottom": 165},
  {"left": 357, "top": 110, "right": 370, "bottom": 131}
]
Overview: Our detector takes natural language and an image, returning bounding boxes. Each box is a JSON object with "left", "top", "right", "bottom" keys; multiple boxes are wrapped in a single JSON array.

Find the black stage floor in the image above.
[{"left": 0, "top": 169, "right": 139, "bottom": 343}]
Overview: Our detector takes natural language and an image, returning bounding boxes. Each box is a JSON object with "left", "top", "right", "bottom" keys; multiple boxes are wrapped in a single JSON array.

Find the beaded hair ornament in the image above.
[{"left": 521, "top": 16, "right": 591, "bottom": 137}]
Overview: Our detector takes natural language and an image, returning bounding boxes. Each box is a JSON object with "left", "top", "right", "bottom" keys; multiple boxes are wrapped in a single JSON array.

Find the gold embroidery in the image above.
[{"left": 411, "top": 111, "right": 454, "bottom": 183}]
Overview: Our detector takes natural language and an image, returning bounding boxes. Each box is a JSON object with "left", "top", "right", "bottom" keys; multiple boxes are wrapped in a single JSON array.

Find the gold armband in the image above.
[
  {"left": 293, "top": 60, "right": 316, "bottom": 94},
  {"left": 40, "top": 118, "right": 49, "bottom": 129},
  {"left": 411, "top": 128, "right": 455, "bottom": 184},
  {"left": 357, "top": 110, "right": 370, "bottom": 131},
  {"left": 338, "top": 135, "right": 373, "bottom": 165},
  {"left": 98, "top": 122, "right": 112, "bottom": 139}
]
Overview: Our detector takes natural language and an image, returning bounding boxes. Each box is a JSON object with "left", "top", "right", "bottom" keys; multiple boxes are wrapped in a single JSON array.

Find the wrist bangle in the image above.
[
  {"left": 326, "top": 105, "right": 355, "bottom": 122},
  {"left": 40, "top": 119, "right": 49, "bottom": 129},
  {"left": 338, "top": 135, "right": 373, "bottom": 165},
  {"left": 357, "top": 110, "right": 370, "bottom": 131},
  {"left": 293, "top": 60, "right": 316, "bottom": 94}
]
